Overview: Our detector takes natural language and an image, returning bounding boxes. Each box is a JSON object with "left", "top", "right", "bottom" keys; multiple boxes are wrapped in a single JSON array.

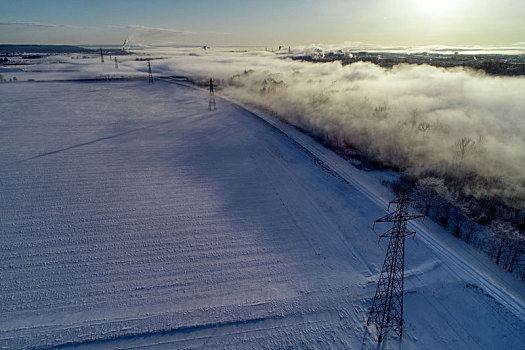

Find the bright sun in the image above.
[{"left": 410, "top": 0, "right": 460, "bottom": 15}]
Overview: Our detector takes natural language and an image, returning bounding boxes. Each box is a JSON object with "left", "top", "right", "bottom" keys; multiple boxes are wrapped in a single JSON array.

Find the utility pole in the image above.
[
  {"left": 367, "top": 190, "right": 424, "bottom": 343},
  {"left": 114, "top": 57, "right": 118, "bottom": 69},
  {"left": 208, "top": 78, "right": 217, "bottom": 110},
  {"left": 100, "top": 48, "right": 104, "bottom": 63},
  {"left": 147, "top": 60, "right": 154, "bottom": 84}
]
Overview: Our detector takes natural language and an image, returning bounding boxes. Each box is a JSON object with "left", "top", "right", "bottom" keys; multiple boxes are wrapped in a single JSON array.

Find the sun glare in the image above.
[{"left": 410, "top": 0, "right": 461, "bottom": 15}]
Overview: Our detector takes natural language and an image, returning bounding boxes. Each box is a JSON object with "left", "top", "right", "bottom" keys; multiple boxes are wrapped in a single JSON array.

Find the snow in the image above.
[{"left": 0, "top": 54, "right": 524, "bottom": 349}]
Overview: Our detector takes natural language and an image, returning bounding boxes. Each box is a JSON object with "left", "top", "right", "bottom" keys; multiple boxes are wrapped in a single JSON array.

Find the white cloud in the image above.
[
  {"left": 125, "top": 24, "right": 230, "bottom": 36},
  {"left": 126, "top": 24, "right": 196, "bottom": 35},
  {"left": 0, "top": 20, "right": 77, "bottom": 28},
  {"left": 121, "top": 25, "right": 230, "bottom": 46}
]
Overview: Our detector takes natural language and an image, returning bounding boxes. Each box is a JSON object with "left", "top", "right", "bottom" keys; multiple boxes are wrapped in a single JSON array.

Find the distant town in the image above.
[{"left": 293, "top": 50, "right": 525, "bottom": 76}]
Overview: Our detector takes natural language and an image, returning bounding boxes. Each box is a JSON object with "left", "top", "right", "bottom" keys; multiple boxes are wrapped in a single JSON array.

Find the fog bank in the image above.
[{"left": 156, "top": 49, "right": 525, "bottom": 207}]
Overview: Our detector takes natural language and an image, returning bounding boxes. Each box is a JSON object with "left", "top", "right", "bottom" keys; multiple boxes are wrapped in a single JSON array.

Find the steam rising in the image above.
[{"left": 157, "top": 50, "right": 525, "bottom": 207}]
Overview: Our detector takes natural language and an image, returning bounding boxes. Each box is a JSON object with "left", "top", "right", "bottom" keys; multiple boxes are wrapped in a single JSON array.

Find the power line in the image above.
[
  {"left": 367, "top": 190, "right": 424, "bottom": 343},
  {"left": 147, "top": 60, "right": 154, "bottom": 85},
  {"left": 208, "top": 78, "right": 217, "bottom": 110}
]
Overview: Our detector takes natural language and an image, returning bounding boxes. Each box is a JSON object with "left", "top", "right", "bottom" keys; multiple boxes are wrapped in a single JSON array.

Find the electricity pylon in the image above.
[
  {"left": 147, "top": 60, "right": 154, "bottom": 84},
  {"left": 367, "top": 190, "right": 424, "bottom": 343},
  {"left": 208, "top": 78, "right": 217, "bottom": 110}
]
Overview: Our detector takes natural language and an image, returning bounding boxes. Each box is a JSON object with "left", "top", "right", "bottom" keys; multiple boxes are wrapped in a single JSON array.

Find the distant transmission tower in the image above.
[
  {"left": 100, "top": 48, "right": 104, "bottom": 63},
  {"left": 147, "top": 60, "right": 154, "bottom": 84},
  {"left": 114, "top": 57, "right": 118, "bottom": 69},
  {"left": 367, "top": 190, "right": 424, "bottom": 343},
  {"left": 208, "top": 78, "right": 217, "bottom": 110}
]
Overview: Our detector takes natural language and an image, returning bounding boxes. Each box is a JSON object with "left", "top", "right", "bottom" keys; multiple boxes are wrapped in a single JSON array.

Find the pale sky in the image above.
[{"left": 0, "top": 0, "right": 524, "bottom": 47}]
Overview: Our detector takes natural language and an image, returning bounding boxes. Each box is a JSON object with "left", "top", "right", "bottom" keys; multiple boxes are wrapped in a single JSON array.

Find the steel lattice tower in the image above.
[
  {"left": 147, "top": 60, "right": 154, "bottom": 84},
  {"left": 208, "top": 78, "right": 217, "bottom": 110},
  {"left": 367, "top": 190, "right": 424, "bottom": 343}
]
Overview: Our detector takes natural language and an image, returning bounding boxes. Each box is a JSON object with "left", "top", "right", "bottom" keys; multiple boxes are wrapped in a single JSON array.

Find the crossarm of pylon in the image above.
[
  {"left": 376, "top": 212, "right": 424, "bottom": 226},
  {"left": 387, "top": 194, "right": 417, "bottom": 209},
  {"left": 373, "top": 212, "right": 398, "bottom": 229},
  {"left": 387, "top": 198, "right": 400, "bottom": 210},
  {"left": 404, "top": 229, "right": 416, "bottom": 239},
  {"left": 378, "top": 228, "right": 395, "bottom": 243},
  {"left": 402, "top": 213, "right": 424, "bottom": 221}
]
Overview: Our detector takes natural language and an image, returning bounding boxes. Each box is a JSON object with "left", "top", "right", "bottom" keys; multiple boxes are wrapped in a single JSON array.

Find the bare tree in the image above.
[
  {"left": 433, "top": 182, "right": 456, "bottom": 229},
  {"left": 372, "top": 101, "right": 388, "bottom": 119},
  {"left": 454, "top": 209, "right": 462, "bottom": 237},
  {"left": 489, "top": 220, "right": 515, "bottom": 266},
  {"left": 454, "top": 137, "right": 476, "bottom": 166},
  {"left": 416, "top": 177, "right": 443, "bottom": 216},
  {"left": 452, "top": 136, "right": 478, "bottom": 190},
  {"left": 505, "top": 230, "right": 524, "bottom": 273},
  {"left": 465, "top": 223, "right": 475, "bottom": 244}
]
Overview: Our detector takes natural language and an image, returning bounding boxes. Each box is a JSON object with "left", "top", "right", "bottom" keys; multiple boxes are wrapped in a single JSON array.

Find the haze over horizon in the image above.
[{"left": 1, "top": 0, "right": 524, "bottom": 49}]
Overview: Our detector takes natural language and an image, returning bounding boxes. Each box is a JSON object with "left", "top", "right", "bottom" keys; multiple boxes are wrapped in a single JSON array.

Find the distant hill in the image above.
[{"left": 0, "top": 45, "right": 96, "bottom": 54}]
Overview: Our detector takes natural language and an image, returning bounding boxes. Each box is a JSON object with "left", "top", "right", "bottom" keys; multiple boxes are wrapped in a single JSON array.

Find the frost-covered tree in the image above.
[
  {"left": 416, "top": 177, "right": 443, "bottom": 216},
  {"left": 489, "top": 220, "right": 517, "bottom": 266},
  {"left": 504, "top": 229, "right": 524, "bottom": 273},
  {"left": 434, "top": 182, "right": 457, "bottom": 229}
]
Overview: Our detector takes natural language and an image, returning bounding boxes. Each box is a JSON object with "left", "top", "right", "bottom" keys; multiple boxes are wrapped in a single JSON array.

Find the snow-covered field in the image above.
[{"left": 1, "top": 54, "right": 524, "bottom": 349}]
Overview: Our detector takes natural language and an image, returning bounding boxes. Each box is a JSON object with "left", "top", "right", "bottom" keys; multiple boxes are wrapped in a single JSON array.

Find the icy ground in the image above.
[{"left": 1, "top": 75, "right": 524, "bottom": 348}]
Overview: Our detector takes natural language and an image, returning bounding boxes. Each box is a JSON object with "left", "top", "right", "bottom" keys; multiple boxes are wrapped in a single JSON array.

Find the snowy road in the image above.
[{"left": 1, "top": 81, "right": 524, "bottom": 349}]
